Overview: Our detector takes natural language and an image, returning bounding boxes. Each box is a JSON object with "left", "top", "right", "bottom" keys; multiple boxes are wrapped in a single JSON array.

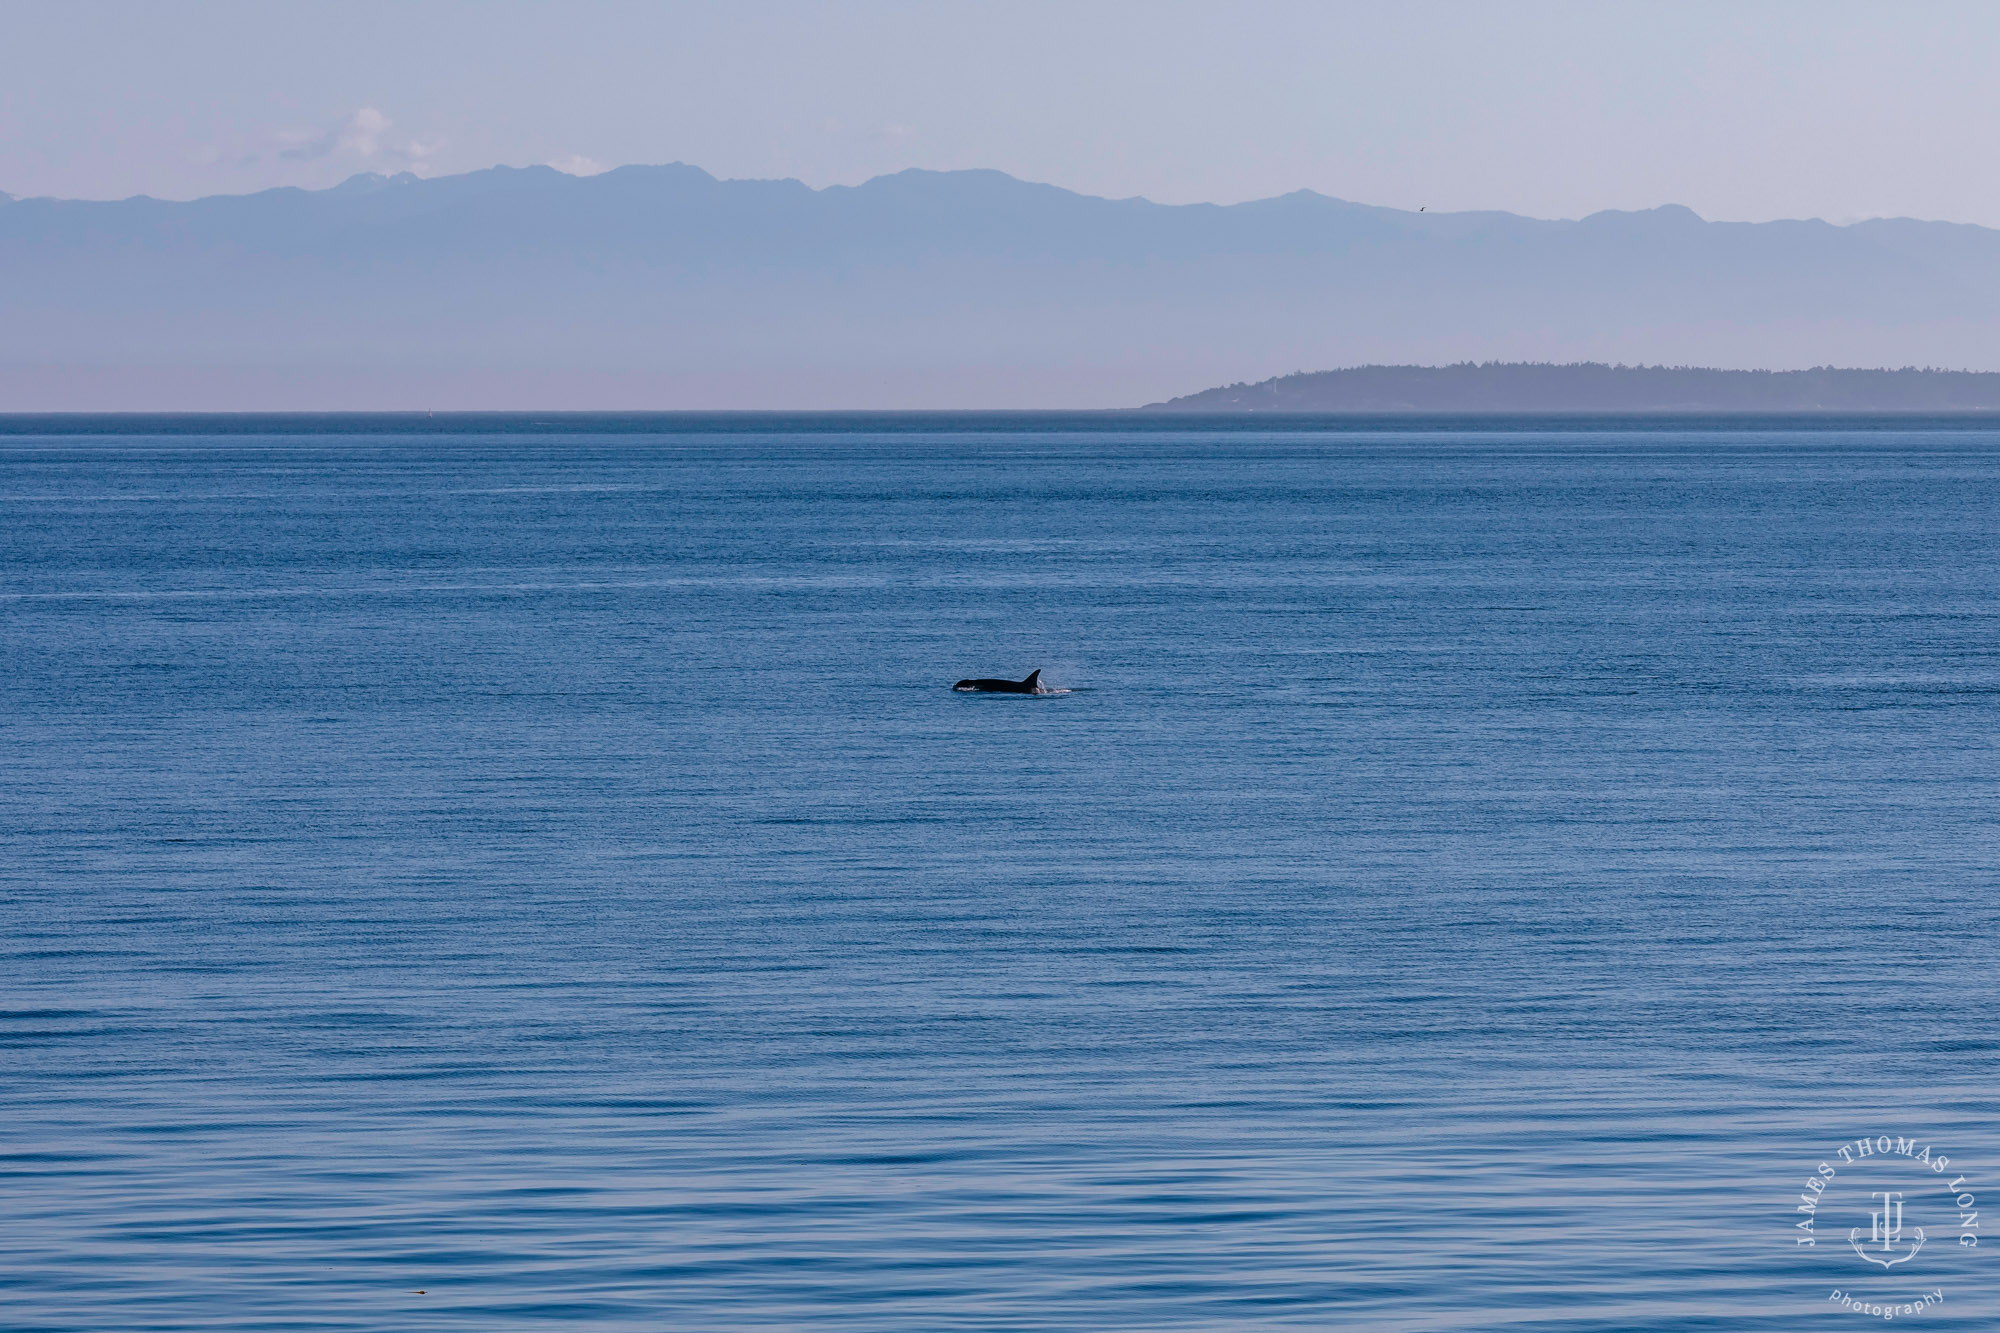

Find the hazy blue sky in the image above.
[{"left": 5, "top": 1, "right": 1998, "bottom": 224}]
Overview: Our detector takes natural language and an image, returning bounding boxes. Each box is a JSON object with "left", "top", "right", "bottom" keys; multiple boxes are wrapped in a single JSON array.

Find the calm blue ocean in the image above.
[{"left": 3, "top": 416, "right": 1997, "bottom": 1330}]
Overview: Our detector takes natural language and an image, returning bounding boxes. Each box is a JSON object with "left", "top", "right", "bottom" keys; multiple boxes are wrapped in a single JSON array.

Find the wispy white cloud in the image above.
[
  {"left": 228, "top": 108, "right": 444, "bottom": 174},
  {"left": 547, "top": 154, "right": 609, "bottom": 177}
]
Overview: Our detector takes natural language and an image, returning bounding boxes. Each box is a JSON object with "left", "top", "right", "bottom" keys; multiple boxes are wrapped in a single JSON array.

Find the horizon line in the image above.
[{"left": 10, "top": 410, "right": 2000, "bottom": 422}]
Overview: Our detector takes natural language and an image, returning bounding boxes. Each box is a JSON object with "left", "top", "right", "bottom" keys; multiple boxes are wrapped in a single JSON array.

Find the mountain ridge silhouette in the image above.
[{"left": 4, "top": 164, "right": 1997, "bottom": 409}]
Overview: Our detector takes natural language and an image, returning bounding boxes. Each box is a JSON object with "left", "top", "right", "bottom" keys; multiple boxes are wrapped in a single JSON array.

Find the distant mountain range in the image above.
[
  {"left": 1151, "top": 362, "right": 2000, "bottom": 412},
  {"left": 6, "top": 164, "right": 2000, "bottom": 409}
]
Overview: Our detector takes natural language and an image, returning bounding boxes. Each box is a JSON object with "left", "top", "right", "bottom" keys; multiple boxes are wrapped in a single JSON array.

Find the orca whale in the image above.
[{"left": 954, "top": 669, "right": 1046, "bottom": 694}]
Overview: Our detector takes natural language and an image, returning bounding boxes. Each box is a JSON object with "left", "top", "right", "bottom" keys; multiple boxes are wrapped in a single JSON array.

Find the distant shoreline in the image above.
[
  {"left": 7, "top": 406, "right": 2000, "bottom": 437},
  {"left": 1147, "top": 362, "right": 2000, "bottom": 412}
]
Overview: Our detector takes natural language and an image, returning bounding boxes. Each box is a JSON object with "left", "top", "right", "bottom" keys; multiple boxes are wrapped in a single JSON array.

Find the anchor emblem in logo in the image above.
[{"left": 1849, "top": 1191, "right": 1925, "bottom": 1268}]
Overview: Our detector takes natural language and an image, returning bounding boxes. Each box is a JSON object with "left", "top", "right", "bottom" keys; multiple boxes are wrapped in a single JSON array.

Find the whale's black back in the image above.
[{"left": 954, "top": 669, "right": 1043, "bottom": 693}]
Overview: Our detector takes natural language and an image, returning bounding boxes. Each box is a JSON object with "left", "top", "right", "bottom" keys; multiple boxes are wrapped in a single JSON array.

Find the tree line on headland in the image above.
[{"left": 1148, "top": 363, "right": 2000, "bottom": 412}]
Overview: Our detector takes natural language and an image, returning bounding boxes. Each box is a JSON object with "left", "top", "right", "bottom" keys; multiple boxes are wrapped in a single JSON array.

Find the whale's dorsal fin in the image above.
[{"left": 1024, "top": 669, "right": 1043, "bottom": 689}]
